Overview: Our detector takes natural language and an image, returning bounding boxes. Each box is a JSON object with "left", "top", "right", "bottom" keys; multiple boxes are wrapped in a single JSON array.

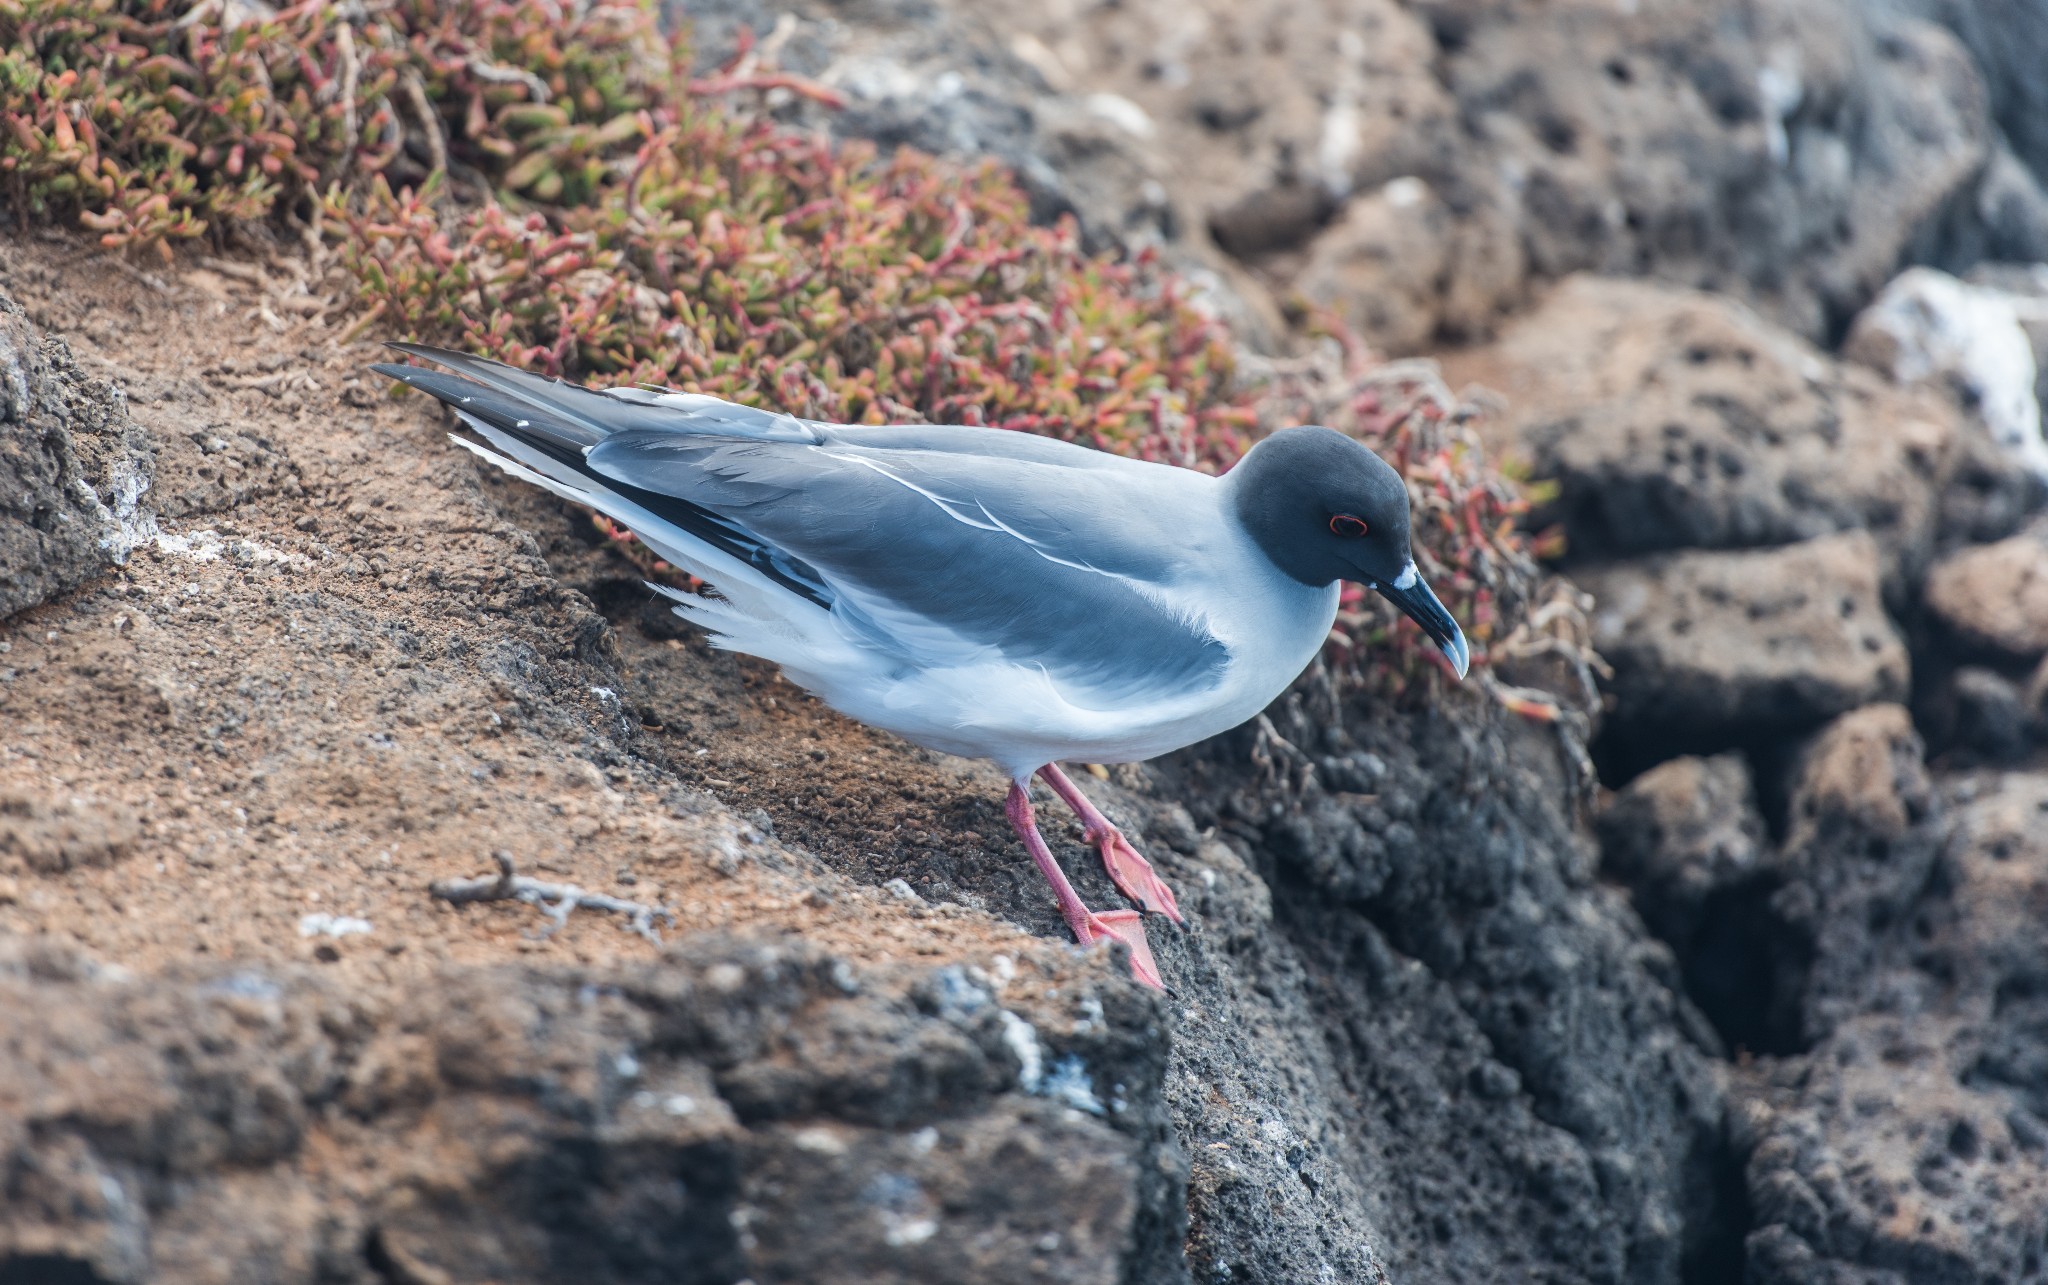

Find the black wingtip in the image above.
[
  {"left": 366, "top": 360, "right": 609, "bottom": 458},
  {"left": 381, "top": 341, "right": 468, "bottom": 366}
]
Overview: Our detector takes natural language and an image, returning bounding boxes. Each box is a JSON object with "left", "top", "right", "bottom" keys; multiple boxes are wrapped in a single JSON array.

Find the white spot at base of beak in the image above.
[{"left": 1392, "top": 559, "right": 1419, "bottom": 591}]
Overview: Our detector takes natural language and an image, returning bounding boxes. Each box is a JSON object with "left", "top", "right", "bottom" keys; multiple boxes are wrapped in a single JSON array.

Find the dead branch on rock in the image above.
[
  {"left": 1252, "top": 712, "right": 1318, "bottom": 795},
  {"left": 430, "top": 852, "right": 674, "bottom": 943}
]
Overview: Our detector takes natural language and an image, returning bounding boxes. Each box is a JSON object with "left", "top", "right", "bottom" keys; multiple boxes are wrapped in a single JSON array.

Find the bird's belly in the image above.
[{"left": 793, "top": 579, "right": 1340, "bottom": 778}]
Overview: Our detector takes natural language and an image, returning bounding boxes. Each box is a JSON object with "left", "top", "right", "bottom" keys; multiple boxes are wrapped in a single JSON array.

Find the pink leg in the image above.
[
  {"left": 1005, "top": 781, "right": 1164, "bottom": 991},
  {"left": 1036, "top": 764, "right": 1184, "bottom": 924}
]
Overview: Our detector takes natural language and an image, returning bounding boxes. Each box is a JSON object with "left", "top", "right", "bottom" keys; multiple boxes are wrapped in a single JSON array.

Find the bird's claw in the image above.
[
  {"left": 1078, "top": 908, "right": 1165, "bottom": 991},
  {"left": 1089, "top": 825, "right": 1185, "bottom": 925}
]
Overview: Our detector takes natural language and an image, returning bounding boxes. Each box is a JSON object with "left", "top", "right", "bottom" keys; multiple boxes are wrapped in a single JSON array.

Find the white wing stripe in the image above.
[
  {"left": 828, "top": 450, "right": 1124, "bottom": 580},
  {"left": 824, "top": 451, "right": 1005, "bottom": 532}
]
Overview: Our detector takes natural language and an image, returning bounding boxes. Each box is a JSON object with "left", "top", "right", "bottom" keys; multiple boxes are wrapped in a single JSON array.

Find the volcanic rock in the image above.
[
  {"left": 1740, "top": 769, "right": 2048, "bottom": 1283},
  {"left": 1598, "top": 753, "right": 1770, "bottom": 952},
  {"left": 1480, "top": 277, "right": 1958, "bottom": 577},
  {"left": 1924, "top": 523, "right": 2048, "bottom": 662},
  {"left": 0, "top": 293, "right": 152, "bottom": 620},
  {"left": 1581, "top": 532, "right": 1910, "bottom": 763}
]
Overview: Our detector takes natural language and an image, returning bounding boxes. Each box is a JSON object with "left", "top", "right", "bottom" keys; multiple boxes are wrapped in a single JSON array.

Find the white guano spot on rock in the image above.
[
  {"left": 297, "top": 913, "right": 372, "bottom": 939},
  {"left": 793, "top": 1126, "right": 848, "bottom": 1155},
  {"left": 153, "top": 525, "right": 307, "bottom": 568},
  {"left": 1849, "top": 267, "right": 2048, "bottom": 480},
  {"left": 999, "top": 1010, "right": 1044, "bottom": 1093},
  {"left": 1085, "top": 92, "right": 1155, "bottom": 139},
  {"left": 1043, "top": 1054, "right": 1104, "bottom": 1115},
  {"left": 883, "top": 1215, "right": 938, "bottom": 1247}
]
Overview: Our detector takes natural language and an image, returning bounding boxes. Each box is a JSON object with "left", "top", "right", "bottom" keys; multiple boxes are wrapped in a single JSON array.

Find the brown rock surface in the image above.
[
  {"left": 1469, "top": 276, "right": 1959, "bottom": 575},
  {"left": 1739, "top": 767, "right": 2048, "bottom": 1284},
  {"left": 1598, "top": 753, "right": 1769, "bottom": 952},
  {"left": 1778, "top": 706, "right": 1945, "bottom": 1041},
  {"left": 1294, "top": 181, "right": 1462, "bottom": 357},
  {"left": 1589, "top": 710, "right": 2048, "bottom": 1281},
  {"left": 0, "top": 938, "right": 1161, "bottom": 1285},
  {"left": 1581, "top": 532, "right": 1910, "bottom": 759},
  {"left": 1924, "top": 523, "right": 2048, "bottom": 661}
]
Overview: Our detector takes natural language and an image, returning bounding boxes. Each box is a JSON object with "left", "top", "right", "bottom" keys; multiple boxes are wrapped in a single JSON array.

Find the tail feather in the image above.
[
  {"left": 449, "top": 426, "right": 811, "bottom": 630},
  {"left": 384, "top": 343, "right": 640, "bottom": 440},
  {"left": 382, "top": 343, "right": 823, "bottom": 443},
  {"left": 372, "top": 362, "right": 601, "bottom": 458},
  {"left": 379, "top": 346, "right": 843, "bottom": 635}
]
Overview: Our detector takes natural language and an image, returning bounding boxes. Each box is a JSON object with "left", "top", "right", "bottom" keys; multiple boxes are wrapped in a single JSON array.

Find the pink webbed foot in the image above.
[
  {"left": 1005, "top": 780, "right": 1167, "bottom": 991},
  {"left": 1075, "top": 908, "right": 1164, "bottom": 991},
  {"left": 1037, "top": 764, "right": 1185, "bottom": 924},
  {"left": 1087, "top": 823, "right": 1183, "bottom": 924}
]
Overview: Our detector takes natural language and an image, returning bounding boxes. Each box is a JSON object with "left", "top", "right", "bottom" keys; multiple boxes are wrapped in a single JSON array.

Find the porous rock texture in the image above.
[
  {"left": 1738, "top": 754, "right": 2048, "bottom": 1284},
  {"left": 1580, "top": 532, "right": 1911, "bottom": 764},
  {"left": 1589, "top": 705, "right": 2048, "bottom": 1281},
  {"left": 0, "top": 291, "right": 152, "bottom": 622},
  {"left": 1924, "top": 521, "right": 2048, "bottom": 663},
  {"left": 2, "top": 938, "right": 1175, "bottom": 1285},
  {"left": 1472, "top": 277, "right": 1962, "bottom": 577},
  {"left": 1596, "top": 753, "right": 1770, "bottom": 971}
]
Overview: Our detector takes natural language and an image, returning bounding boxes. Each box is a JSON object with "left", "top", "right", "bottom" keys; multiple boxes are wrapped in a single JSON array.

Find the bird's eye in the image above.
[{"left": 1329, "top": 514, "right": 1369, "bottom": 538}]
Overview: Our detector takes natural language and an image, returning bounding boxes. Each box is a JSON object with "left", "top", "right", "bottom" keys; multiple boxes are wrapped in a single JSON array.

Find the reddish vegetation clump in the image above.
[
  {"left": 0, "top": 0, "right": 1542, "bottom": 683},
  {"left": 0, "top": 0, "right": 1249, "bottom": 461}
]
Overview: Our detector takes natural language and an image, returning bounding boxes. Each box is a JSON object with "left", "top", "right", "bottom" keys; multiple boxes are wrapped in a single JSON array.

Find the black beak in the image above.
[{"left": 1372, "top": 561, "right": 1471, "bottom": 679}]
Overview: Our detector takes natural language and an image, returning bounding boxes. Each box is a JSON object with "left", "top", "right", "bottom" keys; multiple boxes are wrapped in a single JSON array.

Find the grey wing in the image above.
[{"left": 582, "top": 431, "right": 1230, "bottom": 701}]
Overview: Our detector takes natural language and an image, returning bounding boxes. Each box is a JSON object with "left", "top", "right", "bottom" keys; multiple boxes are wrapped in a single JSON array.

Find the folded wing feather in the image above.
[{"left": 378, "top": 345, "right": 1231, "bottom": 703}]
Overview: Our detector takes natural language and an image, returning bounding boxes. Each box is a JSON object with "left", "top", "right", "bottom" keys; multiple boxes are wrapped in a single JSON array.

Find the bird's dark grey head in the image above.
[{"left": 1229, "top": 425, "right": 1471, "bottom": 678}]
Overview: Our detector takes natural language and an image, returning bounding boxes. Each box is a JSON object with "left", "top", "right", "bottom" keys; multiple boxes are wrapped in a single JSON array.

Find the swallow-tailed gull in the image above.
[{"left": 375, "top": 346, "right": 1470, "bottom": 989}]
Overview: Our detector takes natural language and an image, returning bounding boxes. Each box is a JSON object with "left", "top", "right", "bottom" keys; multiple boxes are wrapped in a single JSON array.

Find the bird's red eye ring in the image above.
[{"left": 1330, "top": 514, "right": 1369, "bottom": 538}]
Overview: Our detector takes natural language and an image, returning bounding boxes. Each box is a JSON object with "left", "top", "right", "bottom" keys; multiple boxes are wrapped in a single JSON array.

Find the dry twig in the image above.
[
  {"left": 335, "top": 23, "right": 361, "bottom": 171},
  {"left": 1252, "top": 712, "right": 1318, "bottom": 794},
  {"left": 398, "top": 69, "right": 449, "bottom": 178},
  {"left": 464, "top": 52, "right": 553, "bottom": 103},
  {"left": 430, "top": 851, "right": 675, "bottom": 943}
]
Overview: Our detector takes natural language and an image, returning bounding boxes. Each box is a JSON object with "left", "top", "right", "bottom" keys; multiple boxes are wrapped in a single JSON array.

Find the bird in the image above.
[{"left": 373, "top": 345, "right": 1470, "bottom": 990}]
